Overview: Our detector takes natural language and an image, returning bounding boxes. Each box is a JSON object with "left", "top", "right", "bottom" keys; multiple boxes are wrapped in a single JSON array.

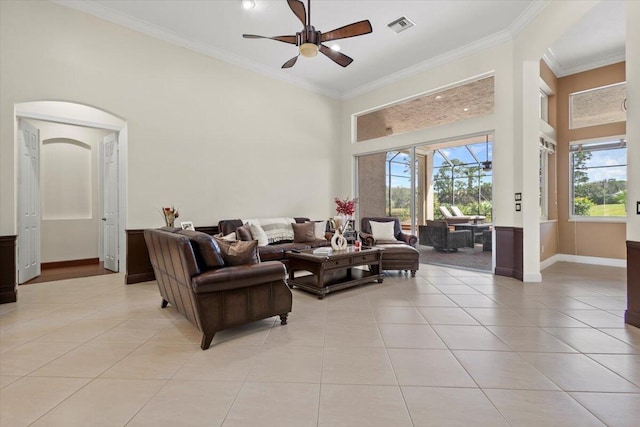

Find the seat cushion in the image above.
[{"left": 257, "top": 245, "right": 285, "bottom": 261}]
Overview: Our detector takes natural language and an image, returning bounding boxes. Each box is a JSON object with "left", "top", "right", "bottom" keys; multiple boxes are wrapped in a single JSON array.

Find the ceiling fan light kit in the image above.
[{"left": 243, "top": 0, "right": 372, "bottom": 68}]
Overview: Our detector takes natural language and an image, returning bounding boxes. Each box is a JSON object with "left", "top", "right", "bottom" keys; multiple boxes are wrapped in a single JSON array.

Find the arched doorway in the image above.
[{"left": 15, "top": 101, "right": 127, "bottom": 284}]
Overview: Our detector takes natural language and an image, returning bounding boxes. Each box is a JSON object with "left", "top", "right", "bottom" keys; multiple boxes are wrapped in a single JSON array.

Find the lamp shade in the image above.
[{"left": 299, "top": 43, "right": 318, "bottom": 58}]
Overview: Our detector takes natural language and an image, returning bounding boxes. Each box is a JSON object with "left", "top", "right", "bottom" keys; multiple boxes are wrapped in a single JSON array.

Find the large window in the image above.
[
  {"left": 570, "top": 82, "right": 627, "bottom": 129},
  {"left": 570, "top": 138, "right": 627, "bottom": 218},
  {"left": 432, "top": 138, "right": 492, "bottom": 221}
]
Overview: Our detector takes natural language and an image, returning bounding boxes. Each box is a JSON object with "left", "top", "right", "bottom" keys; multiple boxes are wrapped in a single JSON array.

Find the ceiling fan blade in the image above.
[
  {"left": 287, "top": 0, "right": 306, "bottom": 27},
  {"left": 319, "top": 44, "right": 353, "bottom": 68},
  {"left": 321, "top": 20, "right": 373, "bottom": 42},
  {"left": 242, "top": 34, "right": 297, "bottom": 45},
  {"left": 282, "top": 56, "right": 299, "bottom": 69}
]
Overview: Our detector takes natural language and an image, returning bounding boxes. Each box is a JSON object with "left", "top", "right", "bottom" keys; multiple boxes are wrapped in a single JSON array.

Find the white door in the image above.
[
  {"left": 102, "top": 133, "right": 119, "bottom": 272},
  {"left": 18, "top": 120, "right": 41, "bottom": 284}
]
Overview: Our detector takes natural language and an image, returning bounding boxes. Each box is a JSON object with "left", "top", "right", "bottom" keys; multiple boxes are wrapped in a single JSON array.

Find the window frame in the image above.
[{"left": 568, "top": 136, "right": 627, "bottom": 222}]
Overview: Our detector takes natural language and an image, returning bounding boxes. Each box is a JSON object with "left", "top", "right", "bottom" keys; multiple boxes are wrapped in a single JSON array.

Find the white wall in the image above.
[
  {"left": 25, "top": 120, "right": 110, "bottom": 263},
  {"left": 0, "top": 0, "right": 342, "bottom": 237},
  {"left": 627, "top": 0, "right": 640, "bottom": 242}
]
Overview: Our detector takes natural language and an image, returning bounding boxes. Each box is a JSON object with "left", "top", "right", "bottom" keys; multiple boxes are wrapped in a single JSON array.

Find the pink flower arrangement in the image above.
[{"left": 334, "top": 197, "right": 358, "bottom": 216}]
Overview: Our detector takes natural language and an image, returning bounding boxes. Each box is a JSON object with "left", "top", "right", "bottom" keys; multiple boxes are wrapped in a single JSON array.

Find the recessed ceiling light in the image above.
[
  {"left": 435, "top": 95, "right": 442, "bottom": 100},
  {"left": 241, "top": 0, "right": 255, "bottom": 10},
  {"left": 330, "top": 44, "right": 341, "bottom": 52},
  {"left": 463, "top": 108, "right": 469, "bottom": 112}
]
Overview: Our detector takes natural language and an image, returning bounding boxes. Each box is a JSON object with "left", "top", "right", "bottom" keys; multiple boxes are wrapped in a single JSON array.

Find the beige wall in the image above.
[
  {"left": 540, "top": 221, "right": 558, "bottom": 262},
  {"left": 556, "top": 62, "right": 626, "bottom": 259},
  {"left": 0, "top": 1, "right": 341, "bottom": 237}
]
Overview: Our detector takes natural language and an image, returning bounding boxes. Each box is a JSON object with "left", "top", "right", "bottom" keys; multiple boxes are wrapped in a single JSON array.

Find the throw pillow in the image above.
[
  {"left": 176, "top": 230, "right": 225, "bottom": 269},
  {"left": 312, "top": 220, "right": 327, "bottom": 239},
  {"left": 369, "top": 220, "right": 397, "bottom": 242},
  {"left": 215, "top": 232, "right": 236, "bottom": 241},
  {"left": 292, "top": 222, "right": 316, "bottom": 243},
  {"left": 213, "top": 237, "right": 260, "bottom": 266},
  {"left": 236, "top": 224, "right": 253, "bottom": 241},
  {"left": 247, "top": 223, "right": 269, "bottom": 246}
]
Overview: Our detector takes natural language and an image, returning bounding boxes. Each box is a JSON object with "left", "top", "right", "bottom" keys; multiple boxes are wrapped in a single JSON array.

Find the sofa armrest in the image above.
[
  {"left": 398, "top": 232, "right": 418, "bottom": 247},
  {"left": 191, "top": 261, "right": 286, "bottom": 293},
  {"left": 359, "top": 232, "right": 375, "bottom": 247}
]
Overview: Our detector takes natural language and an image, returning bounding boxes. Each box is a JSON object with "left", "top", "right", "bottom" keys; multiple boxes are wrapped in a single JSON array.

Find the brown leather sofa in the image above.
[
  {"left": 144, "top": 228, "right": 292, "bottom": 350},
  {"left": 360, "top": 217, "right": 420, "bottom": 276},
  {"left": 218, "top": 218, "right": 330, "bottom": 266}
]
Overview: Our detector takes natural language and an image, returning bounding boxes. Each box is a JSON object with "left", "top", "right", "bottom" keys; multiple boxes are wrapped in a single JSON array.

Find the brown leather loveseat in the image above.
[{"left": 144, "top": 228, "right": 292, "bottom": 350}]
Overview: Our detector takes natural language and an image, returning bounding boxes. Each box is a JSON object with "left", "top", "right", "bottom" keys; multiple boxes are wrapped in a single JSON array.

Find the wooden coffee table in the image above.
[{"left": 287, "top": 246, "right": 383, "bottom": 299}]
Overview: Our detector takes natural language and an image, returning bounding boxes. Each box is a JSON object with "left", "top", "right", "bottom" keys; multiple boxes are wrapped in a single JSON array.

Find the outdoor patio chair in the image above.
[
  {"left": 451, "top": 206, "right": 486, "bottom": 223},
  {"left": 438, "top": 206, "right": 475, "bottom": 225}
]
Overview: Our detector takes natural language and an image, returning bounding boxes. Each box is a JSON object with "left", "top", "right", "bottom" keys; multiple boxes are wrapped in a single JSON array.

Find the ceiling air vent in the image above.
[{"left": 387, "top": 16, "right": 415, "bottom": 34}]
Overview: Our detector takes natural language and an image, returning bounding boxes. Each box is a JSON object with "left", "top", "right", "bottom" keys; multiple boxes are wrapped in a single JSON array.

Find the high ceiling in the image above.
[{"left": 54, "top": 0, "right": 626, "bottom": 99}]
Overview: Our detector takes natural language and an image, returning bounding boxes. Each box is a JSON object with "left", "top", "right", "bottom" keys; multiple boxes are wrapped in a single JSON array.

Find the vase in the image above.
[
  {"left": 331, "top": 229, "right": 348, "bottom": 250},
  {"left": 164, "top": 214, "right": 175, "bottom": 228}
]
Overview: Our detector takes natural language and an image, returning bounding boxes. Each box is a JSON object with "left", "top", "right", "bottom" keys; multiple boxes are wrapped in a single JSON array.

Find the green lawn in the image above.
[{"left": 588, "top": 203, "right": 626, "bottom": 216}]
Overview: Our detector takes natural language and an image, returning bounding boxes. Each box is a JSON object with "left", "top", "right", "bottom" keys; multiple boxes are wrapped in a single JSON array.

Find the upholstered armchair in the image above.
[
  {"left": 423, "top": 220, "right": 474, "bottom": 252},
  {"left": 359, "top": 217, "right": 417, "bottom": 247}
]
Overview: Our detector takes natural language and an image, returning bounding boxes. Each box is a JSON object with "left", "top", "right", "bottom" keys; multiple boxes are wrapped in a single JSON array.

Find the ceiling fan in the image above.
[{"left": 242, "top": 0, "right": 373, "bottom": 68}]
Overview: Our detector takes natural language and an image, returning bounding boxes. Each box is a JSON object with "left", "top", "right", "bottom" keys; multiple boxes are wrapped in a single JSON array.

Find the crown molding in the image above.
[
  {"left": 342, "top": 29, "right": 513, "bottom": 99},
  {"left": 543, "top": 48, "right": 625, "bottom": 78},
  {"left": 52, "top": 0, "right": 342, "bottom": 99},
  {"left": 54, "top": 0, "right": 554, "bottom": 100},
  {"left": 542, "top": 49, "right": 562, "bottom": 77},
  {"left": 342, "top": 1, "right": 549, "bottom": 100},
  {"left": 507, "top": 0, "right": 550, "bottom": 38}
]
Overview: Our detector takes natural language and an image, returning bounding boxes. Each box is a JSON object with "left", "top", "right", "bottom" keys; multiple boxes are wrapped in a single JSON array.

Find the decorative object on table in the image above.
[
  {"left": 331, "top": 228, "right": 348, "bottom": 250},
  {"left": 161, "top": 206, "right": 179, "bottom": 227},
  {"left": 180, "top": 221, "right": 195, "bottom": 231},
  {"left": 332, "top": 197, "right": 358, "bottom": 250}
]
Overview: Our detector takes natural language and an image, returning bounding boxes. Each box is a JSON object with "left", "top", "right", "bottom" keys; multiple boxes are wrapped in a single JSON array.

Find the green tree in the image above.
[{"left": 574, "top": 196, "right": 594, "bottom": 215}]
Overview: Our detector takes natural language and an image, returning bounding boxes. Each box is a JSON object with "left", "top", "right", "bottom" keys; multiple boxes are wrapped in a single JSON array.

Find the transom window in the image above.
[{"left": 570, "top": 82, "right": 626, "bottom": 129}]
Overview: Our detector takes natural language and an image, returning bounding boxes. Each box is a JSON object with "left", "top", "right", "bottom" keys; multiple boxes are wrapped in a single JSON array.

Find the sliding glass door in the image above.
[{"left": 356, "top": 134, "right": 493, "bottom": 236}]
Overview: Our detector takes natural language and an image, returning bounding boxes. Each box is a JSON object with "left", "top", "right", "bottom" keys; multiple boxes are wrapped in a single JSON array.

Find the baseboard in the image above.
[
  {"left": 540, "top": 254, "right": 561, "bottom": 270},
  {"left": 42, "top": 258, "right": 99, "bottom": 270},
  {"left": 0, "top": 289, "right": 17, "bottom": 304},
  {"left": 523, "top": 273, "right": 542, "bottom": 282},
  {"left": 495, "top": 267, "right": 513, "bottom": 277},
  {"left": 556, "top": 254, "right": 625, "bottom": 268},
  {"left": 125, "top": 271, "right": 155, "bottom": 285},
  {"left": 625, "top": 310, "right": 640, "bottom": 328}
]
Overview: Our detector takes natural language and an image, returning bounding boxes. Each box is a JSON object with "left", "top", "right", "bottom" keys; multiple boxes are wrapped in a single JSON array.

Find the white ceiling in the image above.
[
  {"left": 55, "top": 0, "right": 626, "bottom": 99},
  {"left": 545, "top": 0, "right": 626, "bottom": 78}
]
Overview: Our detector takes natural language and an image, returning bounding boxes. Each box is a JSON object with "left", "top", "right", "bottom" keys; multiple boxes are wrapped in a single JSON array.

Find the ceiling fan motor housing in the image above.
[{"left": 297, "top": 26, "right": 321, "bottom": 57}]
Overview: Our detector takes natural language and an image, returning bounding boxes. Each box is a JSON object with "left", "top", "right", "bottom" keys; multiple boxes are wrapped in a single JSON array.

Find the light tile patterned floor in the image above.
[{"left": 1, "top": 262, "right": 638, "bottom": 426}]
